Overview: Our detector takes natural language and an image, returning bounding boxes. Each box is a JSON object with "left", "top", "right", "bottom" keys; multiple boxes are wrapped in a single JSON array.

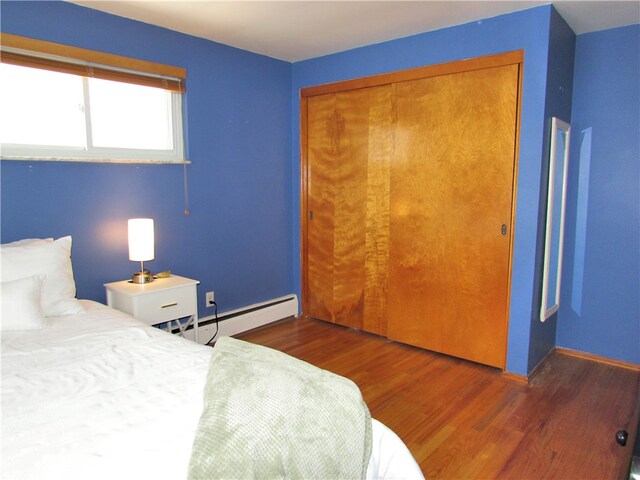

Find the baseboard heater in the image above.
[{"left": 174, "top": 294, "right": 299, "bottom": 344}]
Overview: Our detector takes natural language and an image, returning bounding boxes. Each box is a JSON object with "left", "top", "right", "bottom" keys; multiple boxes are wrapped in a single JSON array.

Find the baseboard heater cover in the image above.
[{"left": 175, "top": 294, "right": 298, "bottom": 344}]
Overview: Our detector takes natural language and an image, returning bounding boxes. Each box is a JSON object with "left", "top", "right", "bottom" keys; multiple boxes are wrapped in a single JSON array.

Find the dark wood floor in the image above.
[{"left": 234, "top": 316, "right": 640, "bottom": 480}]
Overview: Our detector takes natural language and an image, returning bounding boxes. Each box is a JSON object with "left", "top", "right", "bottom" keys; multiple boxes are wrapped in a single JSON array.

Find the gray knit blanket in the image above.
[{"left": 188, "top": 336, "right": 372, "bottom": 479}]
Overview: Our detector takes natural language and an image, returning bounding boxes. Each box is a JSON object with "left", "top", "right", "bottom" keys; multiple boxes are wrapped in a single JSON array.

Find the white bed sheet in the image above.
[{"left": 1, "top": 300, "right": 422, "bottom": 479}]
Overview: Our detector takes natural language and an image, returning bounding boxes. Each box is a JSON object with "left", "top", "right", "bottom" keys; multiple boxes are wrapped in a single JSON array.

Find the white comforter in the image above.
[{"left": 1, "top": 301, "right": 422, "bottom": 479}]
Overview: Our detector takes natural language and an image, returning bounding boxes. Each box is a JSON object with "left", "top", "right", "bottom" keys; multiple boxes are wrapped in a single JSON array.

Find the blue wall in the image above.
[
  {"left": 0, "top": 1, "right": 294, "bottom": 317},
  {"left": 2, "top": 2, "right": 638, "bottom": 371},
  {"left": 528, "top": 8, "right": 576, "bottom": 371},
  {"left": 557, "top": 25, "right": 640, "bottom": 364},
  {"left": 291, "top": 6, "right": 554, "bottom": 375}
]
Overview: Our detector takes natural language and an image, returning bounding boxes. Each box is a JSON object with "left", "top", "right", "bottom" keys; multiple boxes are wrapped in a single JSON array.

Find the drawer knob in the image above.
[{"left": 161, "top": 302, "right": 178, "bottom": 309}]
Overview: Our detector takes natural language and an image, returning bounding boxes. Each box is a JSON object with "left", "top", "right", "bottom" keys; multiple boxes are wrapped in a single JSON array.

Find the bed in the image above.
[{"left": 1, "top": 237, "right": 423, "bottom": 479}]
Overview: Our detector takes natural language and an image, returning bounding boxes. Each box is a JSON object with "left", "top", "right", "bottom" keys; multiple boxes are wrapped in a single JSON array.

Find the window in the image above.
[{"left": 0, "top": 34, "right": 187, "bottom": 164}]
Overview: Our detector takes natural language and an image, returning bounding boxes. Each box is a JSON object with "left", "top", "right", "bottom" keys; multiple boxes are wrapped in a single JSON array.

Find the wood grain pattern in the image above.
[
  {"left": 387, "top": 64, "right": 519, "bottom": 368},
  {"left": 235, "top": 317, "right": 640, "bottom": 480},
  {"left": 303, "top": 52, "right": 522, "bottom": 365},
  {"left": 331, "top": 89, "right": 369, "bottom": 328},
  {"left": 306, "top": 94, "right": 337, "bottom": 322},
  {"left": 299, "top": 96, "right": 310, "bottom": 316},
  {"left": 305, "top": 86, "right": 392, "bottom": 333},
  {"left": 301, "top": 50, "right": 523, "bottom": 98},
  {"left": 363, "top": 86, "right": 393, "bottom": 334}
]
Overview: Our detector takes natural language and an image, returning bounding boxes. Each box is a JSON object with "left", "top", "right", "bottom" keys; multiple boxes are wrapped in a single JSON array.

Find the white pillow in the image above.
[
  {"left": 2, "top": 238, "right": 53, "bottom": 248},
  {"left": 0, "top": 236, "right": 85, "bottom": 316},
  {"left": 1, "top": 274, "right": 48, "bottom": 331}
]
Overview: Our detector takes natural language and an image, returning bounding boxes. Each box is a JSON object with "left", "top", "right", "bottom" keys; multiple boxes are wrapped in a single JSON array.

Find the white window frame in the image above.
[{"left": 0, "top": 45, "right": 187, "bottom": 165}]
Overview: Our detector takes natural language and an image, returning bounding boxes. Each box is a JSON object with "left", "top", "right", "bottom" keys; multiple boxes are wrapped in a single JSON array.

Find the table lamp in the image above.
[{"left": 128, "top": 218, "right": 154, "bottom": 284}]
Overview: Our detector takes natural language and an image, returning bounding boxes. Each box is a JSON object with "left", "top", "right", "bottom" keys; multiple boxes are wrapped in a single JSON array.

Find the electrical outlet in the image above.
[{"left": 206, "top": 291, "right": 215, "bottom": 307}]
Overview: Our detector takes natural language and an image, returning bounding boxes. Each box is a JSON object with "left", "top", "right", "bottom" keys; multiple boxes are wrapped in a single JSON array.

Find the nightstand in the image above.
[{"left": 104, "top": 275, "right": 200, "bottom": 342}]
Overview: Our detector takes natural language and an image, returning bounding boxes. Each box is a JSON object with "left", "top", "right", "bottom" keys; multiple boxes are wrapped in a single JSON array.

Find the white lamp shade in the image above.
[{"left": 128, "top": 218, "right": 155, "bottom": 262}]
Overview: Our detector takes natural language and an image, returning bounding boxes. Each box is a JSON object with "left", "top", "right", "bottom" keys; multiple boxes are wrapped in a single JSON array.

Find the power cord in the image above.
[{"left": 204, "top": 300, "right": 219, "bottom": 345}]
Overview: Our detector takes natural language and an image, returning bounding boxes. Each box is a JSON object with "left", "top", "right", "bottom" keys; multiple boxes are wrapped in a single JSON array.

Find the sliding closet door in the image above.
[
  {"left": 305, "top": 86, "right": 392, "bottom": 333},
  {"left": 387, "top": 64, "right": 519, "bottom": 368}
]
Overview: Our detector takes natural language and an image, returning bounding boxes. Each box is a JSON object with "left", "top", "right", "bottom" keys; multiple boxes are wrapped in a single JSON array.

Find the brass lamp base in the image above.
[{"left": 131, "top": 270, "right": 154, "bottom": 284}]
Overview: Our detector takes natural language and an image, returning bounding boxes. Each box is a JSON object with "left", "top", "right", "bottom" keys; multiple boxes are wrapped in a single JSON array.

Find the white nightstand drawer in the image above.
[
  {"left": 133, "top": 285, "right": 196, "bottom": 325},
  {"left": 105, "top": 275, "right": 200, "bottom": 342}
]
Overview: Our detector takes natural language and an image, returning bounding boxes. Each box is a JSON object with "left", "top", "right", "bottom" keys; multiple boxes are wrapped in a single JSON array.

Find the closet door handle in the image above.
[
  {"left": 309, "top": 211, "right": 314, "bottom": 221},
  {"left": 501, "top": 224, "right": 508, "bottom": 236}
]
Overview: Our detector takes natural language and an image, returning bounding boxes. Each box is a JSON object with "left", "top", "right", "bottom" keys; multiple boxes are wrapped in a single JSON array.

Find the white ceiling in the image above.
[{"left": 69, "top": 1, "right": 640, "bottom": 62}]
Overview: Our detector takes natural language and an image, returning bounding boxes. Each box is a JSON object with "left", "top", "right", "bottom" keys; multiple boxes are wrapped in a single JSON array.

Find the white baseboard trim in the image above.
[{"left": 180, "top": 294, "right": 298, "bottom": 344}]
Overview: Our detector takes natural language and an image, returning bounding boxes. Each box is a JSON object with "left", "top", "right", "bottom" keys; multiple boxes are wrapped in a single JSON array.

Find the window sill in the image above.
[{"left": 0, "top": 156, "right": 191, "bottom": 165}]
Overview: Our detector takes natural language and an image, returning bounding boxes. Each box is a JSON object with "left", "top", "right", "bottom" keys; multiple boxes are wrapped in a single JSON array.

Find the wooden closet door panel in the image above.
[
  {"left": 305, "top": 86, "right": 392, "bottom": 333},
  {"left": 306, "top": 94, "right": 336, "bottom": 323},
  {"left": 362, "top": 87, "right": 393, "bottom": 334},
  {"left": 331, "top": 89, "right": 369, "bottom": 328},
  {"left": 387, "top": 64, "right": 519, "bottom": 368}
]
